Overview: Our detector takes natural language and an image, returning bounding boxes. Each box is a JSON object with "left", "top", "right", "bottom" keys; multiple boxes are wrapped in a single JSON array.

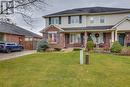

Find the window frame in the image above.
[
  {"left": 100, "top": 16, "right": 105, "bottom": 23},
  {"left": 48, "top": 32, "right": 57, "bottom": 44},
  {"left": 90, "top": 17, "right": 95, "bottom": 24},
  {"left": 69, "top": 16, "right": 81, "bottom": 24},
  {"left": 69, "top": 33, "right": 81, "bottom": 44}
]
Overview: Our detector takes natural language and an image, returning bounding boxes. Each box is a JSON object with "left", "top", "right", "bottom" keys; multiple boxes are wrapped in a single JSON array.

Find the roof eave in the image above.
[{"left": 43, "top": 10, "right": 130, "bottom": 18}]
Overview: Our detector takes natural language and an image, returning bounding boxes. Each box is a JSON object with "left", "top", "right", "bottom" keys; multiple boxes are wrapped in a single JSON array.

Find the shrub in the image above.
[
  {"left": 37, "top": 40, "right": 49, "bottom": 52},
  {"left": 110, "top": 41, "right": 122, "bottom": 53},
  {"left": 54, "top": 48, "right": 62, "bottom": 51},
  {"left": 121, "top": 47, "right": 130, "bottom": 56},
  {"left": 73, "top": 48, "right": 81, "bottom": 51},
  {"left": 87, "top": 41, "right": 94, "bottom": 51}
]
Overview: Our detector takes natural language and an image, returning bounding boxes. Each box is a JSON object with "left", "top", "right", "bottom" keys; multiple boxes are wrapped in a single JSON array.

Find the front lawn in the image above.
[{"left": 0, "top": 51, "right": 130, "bottom": 87}]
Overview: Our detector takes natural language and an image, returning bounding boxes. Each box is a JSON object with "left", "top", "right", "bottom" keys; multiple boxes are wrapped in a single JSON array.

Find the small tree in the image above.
[
  {"left": 37, "top": 40, "right": 49, "bottom": 52},
  {"left": 86, "top": 35, "right": 94, "bottom": 51},
  {"left": 110, "top": 41, "right": 122, "bottom": 53},
  {"left": 87, "top": 41, "right": 94, "bottom": 51}
]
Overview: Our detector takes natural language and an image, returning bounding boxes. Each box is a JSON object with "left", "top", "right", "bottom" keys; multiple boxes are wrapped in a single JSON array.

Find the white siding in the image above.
[
  {"left": 116, "top": 20, "right": 130, "bottom": 30},
  {"left": 44, "top": 13, "right": 130, "bottom": 28}
]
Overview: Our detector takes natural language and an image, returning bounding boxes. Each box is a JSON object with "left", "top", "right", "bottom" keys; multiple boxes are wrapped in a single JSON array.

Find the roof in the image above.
[
  {"left": 0, "top": 22, "right": 42, "bottom": 38},
  {"left": 44, "top": 7, "right": 130, "bottom": 17},
  {"left": 62, "top": 25, "right": 114, "bottom": 32}
]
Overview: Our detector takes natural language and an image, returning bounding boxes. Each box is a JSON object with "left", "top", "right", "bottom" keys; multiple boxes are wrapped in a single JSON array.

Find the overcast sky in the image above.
[{"left": 13, "top": 0, "right": 130, "bottom": 35}]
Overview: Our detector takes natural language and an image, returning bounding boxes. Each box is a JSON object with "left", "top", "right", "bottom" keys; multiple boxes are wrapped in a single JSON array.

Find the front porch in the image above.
[{"left": 64, "top": 32, "right": 112, "bottom": 48}]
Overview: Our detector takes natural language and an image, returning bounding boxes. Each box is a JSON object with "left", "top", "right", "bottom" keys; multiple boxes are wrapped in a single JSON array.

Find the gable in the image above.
[
  {"left": 41, "top": 25, "right": 64, "bottom": 33},
  {"left": 116, "top": 20, "right": 130, "bottom": 31}
]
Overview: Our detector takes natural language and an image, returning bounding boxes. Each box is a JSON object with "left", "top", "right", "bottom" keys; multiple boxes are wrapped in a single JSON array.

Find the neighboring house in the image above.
[
  {"left": 40, "top": 7, "right": 130, "bottom": 48},
  {"left": 0, "top": 22, "right": 42, "bottom": 50}
]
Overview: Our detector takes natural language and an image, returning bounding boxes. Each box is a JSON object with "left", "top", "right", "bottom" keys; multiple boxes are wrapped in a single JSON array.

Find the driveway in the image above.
[{"left": 0, "top": 50, "right": 37, "bottom": 61}]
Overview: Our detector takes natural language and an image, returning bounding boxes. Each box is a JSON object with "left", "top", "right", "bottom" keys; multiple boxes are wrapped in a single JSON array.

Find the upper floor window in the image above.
[
  {"left": 68, "top": 15, "right": 82, "bottom": 24},
  {"left": 100, "top": 16, "right": 105, "bottom": 23},
  {"left": 51, "top": 17, "right": 59, "bottom": 24},
  {"left": 128, "top": 14, "right": 130, "bottom": 17},
  {"left": 49, "top": 17, "right": 61, "bottom": 25},
  {"left": 71, "top": 16, "right": 79, "bottom": 23},
  {"left": 90, "top": 17, "right": 94, "bottom": 23}
]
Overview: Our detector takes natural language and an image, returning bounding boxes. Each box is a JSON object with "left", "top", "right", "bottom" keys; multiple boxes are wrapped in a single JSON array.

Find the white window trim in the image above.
[
  {"left": 51, "top": 17, "right": 59, "bottom": 24},
  {"left": 70, "top": 16, "right": 80, "bottom": 24}
]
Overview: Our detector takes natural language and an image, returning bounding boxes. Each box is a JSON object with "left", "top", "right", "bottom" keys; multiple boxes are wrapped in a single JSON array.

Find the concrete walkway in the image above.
[{"left": 0, "top": 50, "right": 37, "bottom": 61}]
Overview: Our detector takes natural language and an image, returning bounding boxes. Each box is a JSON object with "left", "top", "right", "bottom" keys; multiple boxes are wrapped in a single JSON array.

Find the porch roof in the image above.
[{"left": 62, "top": 25, "right": 114, "bottom": 32}]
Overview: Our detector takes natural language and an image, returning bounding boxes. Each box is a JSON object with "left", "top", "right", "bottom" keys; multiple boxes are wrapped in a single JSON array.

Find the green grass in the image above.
[{"left": 0, "top": 51, "right": 130, "bottom": 87}]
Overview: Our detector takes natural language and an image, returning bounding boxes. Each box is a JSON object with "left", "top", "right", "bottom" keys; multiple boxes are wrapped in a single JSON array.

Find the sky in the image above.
[{"left": 5, "top": 0, "right": 130, "bottom": 35}]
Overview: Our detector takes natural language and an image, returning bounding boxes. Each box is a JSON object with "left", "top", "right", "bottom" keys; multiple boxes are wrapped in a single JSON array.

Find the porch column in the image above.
[
  {"left": 60, "top": 33, "right": 65, "bottom": 48},
  {"left": 84, "top": 31, "right": 87, "bottom": 48},
  {"left": 115, "top": 30, "right": 118, "bottom": 41},
  {"left": 111, "top": 31, "right": 115, "bottom": 43}
]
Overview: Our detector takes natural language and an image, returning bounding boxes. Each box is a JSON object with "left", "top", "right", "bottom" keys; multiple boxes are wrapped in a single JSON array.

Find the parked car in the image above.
[{"left": 0, "top": 42, "right": 24, "bottom": 53}]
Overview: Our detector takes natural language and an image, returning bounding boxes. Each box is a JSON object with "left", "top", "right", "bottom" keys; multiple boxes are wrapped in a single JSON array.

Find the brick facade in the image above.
[{"left": 5, "top": 33, "right": 25, "bottom": 45}]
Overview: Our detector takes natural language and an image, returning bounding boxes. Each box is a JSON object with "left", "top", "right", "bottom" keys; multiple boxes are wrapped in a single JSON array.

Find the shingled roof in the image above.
[
  {"left": 0, "top": 22, "right": 41, "bottom": 38},
  {"left": 62, "top": 25, "right": 114, "bottom": 32},
  {"left": 44, "top": 7, "right": 130, "bottom": 17}
]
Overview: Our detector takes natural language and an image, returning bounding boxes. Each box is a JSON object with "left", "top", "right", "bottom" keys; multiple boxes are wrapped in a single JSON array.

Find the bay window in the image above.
[
  {"left": 69, "top": 33, "right": 81, "bottom": 44},
  {"left": 48, "top": 32, "right": 57, "bottom": 43}
]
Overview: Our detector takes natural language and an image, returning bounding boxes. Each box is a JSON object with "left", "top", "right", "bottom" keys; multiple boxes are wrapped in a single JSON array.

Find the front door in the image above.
[{"left": 118, "top": 33, "right": 125, "bottom": 46}]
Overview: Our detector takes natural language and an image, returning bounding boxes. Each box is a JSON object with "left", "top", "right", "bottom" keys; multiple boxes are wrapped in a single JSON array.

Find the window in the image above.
[
  {"left": 128, "top": 14, "right": 130, "bottom": 17},
  {"left": 69, "top": 16, "right": 82, "bottom": 24},
  {"left": 100, "top": 16, "right": 105, "bottom": 23},
  {"left": 48, "top": 32, "right": 57, "bottom": 43},
  {"left": 51, "top": 17, "right": 59, "bottom": 24},
  {"left": 69, "top": 33, "right": 81, "bottom": 44},
  {"left": 49, "top": 17, "right": 61, "bottom": 25},
  {"left": 90, "top": 17, "right": 94, "bottom": 23},
  {"left": 0, "top": 33, "right": 4, "bottom": 41}
]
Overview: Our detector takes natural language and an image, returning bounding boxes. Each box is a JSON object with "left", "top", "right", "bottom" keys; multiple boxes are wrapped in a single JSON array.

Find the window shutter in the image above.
[
  {"left": 68, "top": 16, "right": 71, "bottom": 24},
  {"left": 79, "top": 15, "right": 82, "bottom": 23},
  {"left": 59, "top": 17, "right": 61, "bottom": 24},
  {"left": 49, "top": 17, "right": 51, "bottom": 25}
]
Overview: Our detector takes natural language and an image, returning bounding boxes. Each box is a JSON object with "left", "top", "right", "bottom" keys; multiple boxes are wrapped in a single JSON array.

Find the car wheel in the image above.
[{"left": 6, "top": 49, "right": 11, "bottom": 53}]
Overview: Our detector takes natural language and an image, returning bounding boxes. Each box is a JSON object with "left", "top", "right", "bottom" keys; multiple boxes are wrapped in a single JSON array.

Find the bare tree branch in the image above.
[{"left": 0, "top": 0, "right": 48, "bottom": 26}]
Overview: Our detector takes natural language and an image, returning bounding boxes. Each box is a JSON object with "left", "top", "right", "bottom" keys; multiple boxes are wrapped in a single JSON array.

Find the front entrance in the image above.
[{"left": 118, "top": 33, "right": 125, "bottom": 46}]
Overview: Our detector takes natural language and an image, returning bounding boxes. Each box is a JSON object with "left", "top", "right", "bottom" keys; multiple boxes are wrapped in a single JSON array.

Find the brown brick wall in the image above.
[
  {"left": 5, "top": 33, "right": 25, "bottom": 45},
  {"left": 125, "top": 32, "right": 130, "bottom": 46}
]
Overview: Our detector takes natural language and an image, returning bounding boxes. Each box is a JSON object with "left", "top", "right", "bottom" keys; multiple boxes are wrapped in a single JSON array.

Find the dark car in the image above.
[{"left": 0, "top": 42, "right": 24, "bottom": 53}]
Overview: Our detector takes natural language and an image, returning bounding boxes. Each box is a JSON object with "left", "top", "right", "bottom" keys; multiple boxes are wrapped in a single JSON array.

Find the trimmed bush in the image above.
[
  {"left": 73, "top": 48, "right": 81, "bottom": 51},
  {"left": 87, "top": 41, "right": 94, "bottom": 51},
  {"left": 110, "top": 41, "right": 122, "bottom": 53},
  {"left": 54, "top": 48, "right": 62, "bottom": 51},
  {"left": 37, "top": 40, "right": 49, "bottom": 52},
  {"left": 121, "top": 47, "right": 130, "bottom": 56}
]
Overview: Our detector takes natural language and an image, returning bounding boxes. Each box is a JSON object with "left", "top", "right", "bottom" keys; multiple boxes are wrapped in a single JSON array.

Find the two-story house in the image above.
[{"left": 40, "top": 7, "right": 130, "bottom": 48}]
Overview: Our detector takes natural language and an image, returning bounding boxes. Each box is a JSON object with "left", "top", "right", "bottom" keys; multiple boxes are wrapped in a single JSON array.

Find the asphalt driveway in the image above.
[{"left": 0, "top": 50, "right": 37, "bottom": 61}]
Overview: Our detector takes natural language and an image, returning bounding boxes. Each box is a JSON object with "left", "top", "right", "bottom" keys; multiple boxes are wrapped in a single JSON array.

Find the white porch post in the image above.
[
  {"left": 84, "top": 31, "right": 87, "bottom": 48},
  {"left": 111, "top": 31, "right": 115, "bottom": 43},
  {"left": 115, "top": 30, "right": 118, "bottom": 41}
]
